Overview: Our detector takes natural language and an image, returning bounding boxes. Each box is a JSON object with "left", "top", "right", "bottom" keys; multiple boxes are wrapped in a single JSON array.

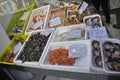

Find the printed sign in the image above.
[
  {"left": 33, "top": 20, "right": 43, "bottom": 29},
  {"left": 13, "top": 42, "right": 22, "bottom": 54},
  {"left": 69, "top": 44, "right": 87, "bottom": 58},
  {"left": 78, "top": 1, "right": 88, "bottom": 14},
  {"left": 67, "top": 30, "right": 81, "bottom": 39},
  {"left": 50, "top": 17, "right": 61, "bottom": 27}
]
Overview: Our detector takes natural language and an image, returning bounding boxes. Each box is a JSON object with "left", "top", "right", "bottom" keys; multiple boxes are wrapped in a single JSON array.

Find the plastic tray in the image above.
[
  {"left": 14, "top": 31, "right": 53, "bottom": 66},
  {"left": 53, "top": 24, "right": 86, "bottom": 42},
  {"left": 47, "top": 7, "right": 67, "bottom": 28},
  {"left": 25, "top": 5, "right": 51, "bottom": 34},
  {"left": 6, "top": 3, "right": 36, "bottom": 39},
  {"left": 90, "top": 39, "right": 103, "bottom": 71},
  {"left": 101, "top": 39, "right": 120, "bottom": 74},
  {"left": 0, "top": 34, "right": 29, "bottom": 65},
  {"left": 41, "top": 40, "right": 91, "bottom": 73}
]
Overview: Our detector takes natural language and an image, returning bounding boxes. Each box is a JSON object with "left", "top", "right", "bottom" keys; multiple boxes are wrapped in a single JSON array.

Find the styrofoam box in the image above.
[
  {"left": 41, "top": 40, "right": 91, "bottom": 73},
  {"left": 101, "top": 38, "right": 120, "bottom": 74},
  {"left": 90, "top": 39, "right": 104, "bottom": 71},
  {"left": 53, "top": 24, "right": 86, "bottom": 42},
  {"left": 25, "top": 5, "right": 51, "bottom": 34},
  {"left": 14, "top": 31, "right": 53, "bottom": 67}
]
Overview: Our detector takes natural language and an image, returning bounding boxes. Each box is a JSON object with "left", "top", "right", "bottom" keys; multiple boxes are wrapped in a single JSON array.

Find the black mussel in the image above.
[
  {"left": 92, "top": 40, "right": 100, "bottom": 49},
  {"left": 113, "top": 43, "right": 120, "bottom": 50},
  {"left": 93, "top": 49, "right": 100, "bottom": 57},
  {"left": 103, "top": 41, "right": 113, "bottom": 50},
  {"left": 113, "top": 50, "right": 120, "bottom": 59},
  {"left": 103, "top": 50, "right": 112, "bottom": 58},
  {"left": 95, "top": 56, "right": 102, "bottom": 67},
  {"left": 107, "top": 61, "right": 114, "bottom": 70}
]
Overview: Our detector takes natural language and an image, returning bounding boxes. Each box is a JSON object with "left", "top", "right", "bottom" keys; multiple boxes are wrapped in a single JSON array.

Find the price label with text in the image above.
[
  {"left": 50, "top": 17, "right": 61, "bottom": 27},
  {"left": 88, "top": 27, "right": 108, "bottom": 39},
  {"left": 41, "top": 28, "right": 54, "bottom": 36},
  {"left": 77, "top": 1, "right": 88, "bottom": 14},
  {"left": 67, "top": 30, "right": 81, "bottom": 39},
  {"left": 33, "top": 20, "right": 43, "bottom": 29},
  {"left": 68, "top": 44, "right": 87, "bottom": 58},
  {"left": 13, "top": 42, "right": 22, "bottom": 54}
]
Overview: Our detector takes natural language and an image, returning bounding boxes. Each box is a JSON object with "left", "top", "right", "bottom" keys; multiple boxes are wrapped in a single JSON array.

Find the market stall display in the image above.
[
  {"left": 41, "top": 40, "right": 91, "bottom": 72},
  {"left": 0, "top": 34, "right": 28, "bottom": 64},
  {"left": 25, "top": 5, "right": 50, "bottom": 33},
  {"left": 53, "top": 24, "right": 86, "bottom": 42},
  {"left": 14, "top": 31, "right": 53, "bottom": 65},
  {"left": 101, "top": 39, "right": 120, "bottom": 74}
]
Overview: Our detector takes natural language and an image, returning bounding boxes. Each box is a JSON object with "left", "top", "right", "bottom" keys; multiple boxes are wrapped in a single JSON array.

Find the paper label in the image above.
[
  {"left": 41, "top": 28, "right": 54, "bottom": 36},
  {"left": 19, "top": 11, "right": 29, "bottom": 20},
  {"left": 78, "top": 1, "right": 88, "bottom": 14},
  {"left": 33, "top": 20, "right": 43, "bottom": 29},
  {"left": 68, "top": 44, "right": 87, "bottom": 58},
  {"left": 13, "top": 42, "right": 22, "bottom": 54},
  {"left": 88, "top": 27, "right": 108, "bottom": 39},
  {"left": 50, "top": 17, "right": 61, "bottom": 27},
  {"left": 67, "top": 30, "right": 81, "bottom": 39}
]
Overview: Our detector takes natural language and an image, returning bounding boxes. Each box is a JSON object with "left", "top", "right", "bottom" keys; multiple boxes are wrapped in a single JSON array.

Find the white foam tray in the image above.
[
  {"left": 14, "top": 31, "right": 53, "bottom": 67},
  {"left": 25, "top": 5, "right": 51, "bottom": 34},
  {"left": 101, "top": 38, "right": 120, "bottom": 74},
  {"left": 53, "top": 24, "right": 86, "bottom": 42},
  {"left": 41, "top": 40, "right": 91, "bottom": 73},
  {"left": 90, "top": 39, "right": 104, "bottom": 71}
]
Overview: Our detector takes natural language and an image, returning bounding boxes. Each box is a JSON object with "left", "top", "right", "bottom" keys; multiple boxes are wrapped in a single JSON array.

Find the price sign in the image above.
[
  {"left": 68, "top": 44, "right": 87, "bottom": 58},
  {"left": 77, "top": 1, "right": 88, "bottom": 14},
  {"left": 13, "top": 42, "right": 22, "bottom": 54},
  {"left": 41, "top": 28, "right": 54, "bottom": 36},
  {"left": 67, "top": 30, "right": 81, "bottom": 39},
  {"left": 50, "top": 17, "right": 61, "bottom": 27},
  {"left": 33, "top": 20, "right": 43, "bottom": 29},
  {"left": 19, "top": 11, "right": 29, "bottom": 20},
  {"left": 88, "top": 27, "right": 108, "bottom": 39}
]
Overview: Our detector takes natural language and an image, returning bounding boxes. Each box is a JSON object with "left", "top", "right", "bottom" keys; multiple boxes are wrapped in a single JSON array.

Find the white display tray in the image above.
[
  {"left": 41, "top": 40, "right": 91, "bottom": 73},
  {"left": 53, "top": 24, "right": 86, "bottom": 42},
  {"left": 101, "top": 38, "right": 120, "bottom": 74},
  {"left": 25, "top": 5, "right": 51, "bottom": 34},
  {"left": 14, "top": 31, "right": 53, "bottom": 66},
  {"left": 90, "top": 39, "right": 103, "bottom": 71}
]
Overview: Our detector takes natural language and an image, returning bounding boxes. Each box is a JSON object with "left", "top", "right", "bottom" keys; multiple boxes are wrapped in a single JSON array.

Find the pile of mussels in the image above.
[
  {"left": 103, "top": 41, "right": 120, "bottom": 71},
  {"left": 17, "top": 32, "right": 51, "bottom": 63}
]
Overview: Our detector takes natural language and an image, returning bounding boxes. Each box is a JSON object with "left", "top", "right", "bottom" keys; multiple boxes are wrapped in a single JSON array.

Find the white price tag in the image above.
[
  {"left": 19, "top": 11, "right": 29, "bottom": 20},
  {"left": 68, "top": 44, "right": 87, "bottom": 58},
  {"left": 67, "top": 30, "right": 81, "bottom": 39},
  {"left": 50, "top": 17, "right": 61, "bottom": 27},
  {"left": 88, "top": 27, "right": 108, "bottom": 39},
  {"left": 41, "top": 28, "right": 54, "bottom": 36},
  {"left": 13, "top": 42, "right": 22, "bottom": 54},
  {"left": 33, "top": 20, "right": 43, "bottom": 29},
  {"left": 78, "top": 1, "right": 88, "bottom": 14}
]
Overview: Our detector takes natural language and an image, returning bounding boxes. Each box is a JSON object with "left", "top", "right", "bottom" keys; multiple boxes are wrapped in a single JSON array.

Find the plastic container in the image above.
[
  {"left": 41, "top": 40, "right": 91, "bottom": 73},
  {"left": 0, "top": 34, "right": 29, "bottom": 65},
  {"left": 90, "top": 39, "right": 103, "bottom": 71},
  {"left": 14, "top": 31, "right": 53, "bottom": 66},
  {"left": 101, "top": 39, "right": 120, "bottom": 74},
  {"left": 53, "top": 24, "right": 86, "bottom": 42},
  {"left": 47, "top": 7, "right": 66, "bottom": 28},
  {"left": 6, "top": 2, "right": 36, "bottom": 39},
  {"left": 25, "top": 5, "right": 51, "bottom": 34}
]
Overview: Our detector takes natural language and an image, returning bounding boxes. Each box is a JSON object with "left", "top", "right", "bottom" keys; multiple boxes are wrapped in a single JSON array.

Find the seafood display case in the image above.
[
  {"left": 14, "top": 30, "right": 53, "bottom": 66},
  {"left": 53, "top": 23, "right": 86, "bottom": 42},
  {"left": 41, "top": 40, "right": 91, "bottom": 73},
  {"left": 25, "top": 5, "right": 50, "bottom": 33}
]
